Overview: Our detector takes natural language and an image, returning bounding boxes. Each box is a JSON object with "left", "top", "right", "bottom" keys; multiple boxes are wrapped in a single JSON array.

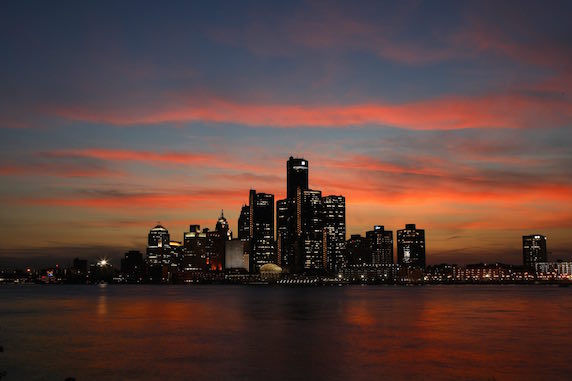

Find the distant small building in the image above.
[{"left": 535, "top": 261, "right": 572, "bottom": 280}]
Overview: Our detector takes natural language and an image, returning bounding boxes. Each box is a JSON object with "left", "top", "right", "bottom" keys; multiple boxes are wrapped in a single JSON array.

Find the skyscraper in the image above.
[
  {"left": 279, "top": 156, "right": 346, "bottom": 274},
  {"left": 367, "top": 226, "right": 393, "bottom": 265},
  {"left": 148, "top": 224, "right": 170, "bottom": 247},
  {"left": 215, "top": 210, "right": 232, "bottom": 240},
  {"left": 287, "top": 157, "right": 309, "bottom": 199},
  {"left": 183, "top": 225, "right": 207, "bottom": 271},
  {"left": 248, "top": 190, "right": 275, "bottom": 272},
  {"left": 146, "top": 224, "right": 171, "bottom": 282},
  {"left": 397, "top": 224, "right": 426, "bottom": 269},
  {"left": 322, "top": 195, "right": 346, "bottom": 272},
  {"left": 276, "top": 197, "right": 296, "bottom": 269},
  {"left": 238, "top": 205, "right": 250, "bottom": 241},
  {"left": 523, "top": 234, "right": 547, "bottom": 269},
  {"left": 297, "top": 188, "right": 324, "bottom": 272},
  {"left": 346, "top": 234, "right": 370, "bottom": 266}
]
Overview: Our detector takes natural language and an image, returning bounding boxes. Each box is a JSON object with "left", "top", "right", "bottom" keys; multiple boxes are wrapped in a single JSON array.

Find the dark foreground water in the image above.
[{"left": 1, "top": 285, "right": 571, "bottom": 381}]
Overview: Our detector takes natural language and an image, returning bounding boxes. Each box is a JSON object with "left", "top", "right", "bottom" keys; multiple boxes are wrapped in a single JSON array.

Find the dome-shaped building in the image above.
[{"left": 260, "top": 263, "right": 282, "bottom": 281}]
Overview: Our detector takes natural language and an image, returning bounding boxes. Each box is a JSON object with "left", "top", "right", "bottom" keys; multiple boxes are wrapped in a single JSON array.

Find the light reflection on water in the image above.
[{"left": 0, "top": 285, "right": 571, "bottom": 381}]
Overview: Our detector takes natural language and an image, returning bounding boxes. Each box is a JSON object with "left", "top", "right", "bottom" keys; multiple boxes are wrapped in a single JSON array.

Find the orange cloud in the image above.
[
  {"left": 52, "top": 93, "right": 571, "bottom": 130},
  {"left": 25, "top": 189, "right": 247, "bottom": 210}
]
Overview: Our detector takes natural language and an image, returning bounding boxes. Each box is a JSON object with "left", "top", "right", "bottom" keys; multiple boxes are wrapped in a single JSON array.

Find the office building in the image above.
[
  {"left": 366, "top": 226, "right": 393, "bottom": 265},
  {"left": 225, "top": 239, "right": 248, "bottom": 271},
  {"left": 121, "top": 250, "right": 144, "bottom": 283},
  {"left": 246, "top": 190, "right": 275, "bottom": 272},
  {"left": 287, "top": 156, "right": 309, "bottom": 199},
  {"left": 397, "top": 224, "right": 426, "bottom": 269},
  {"left": 276, "top": 197, "right": 296, "bottom": 270},
  {"left": 346, "top": 234, "right": 370, "bottom": 266},
  {"left": 215, "top": 210, "right": 232, "bottom": 240},
  {"left": 322, "top": 195, "right": 346, "bottom": 272},
  {"left": 523, "top": 234, "right": 547, "bottom": 269},
  {"left": 297, "top": 188, "right": 325, "bottom": 272}
]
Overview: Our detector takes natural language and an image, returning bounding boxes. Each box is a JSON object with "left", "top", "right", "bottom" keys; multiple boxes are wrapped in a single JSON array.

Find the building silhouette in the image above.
[
  {"left": 367, "top": 226, "right": 393, "bottom": 265},
  {"left": 397, "top": 224, "right": 426, "bottom": 269},
  {"left": 246, "top": 189, "right": 275, "bottom": 272},
  {"left": 287, "top": 156, "right": 309, "bottom": 199},
  {"left": 146, "top": 224, "right": 171, "bottom": 282},
  {"left": 216, "top": 210, "right": 232, "bottom": 240},
  {"left": 148, "top": 224, "right": 170, "bottom": 247},
  {"left": 523, "top": 234, "right": 547, "bottom": 269},
  {"left": 182, "top": 214, "right": 231, "bottom": 272},
  {"left": 322, "top": 195, "right": 346, "bottom": 272},
  {"left": 346, "top": 234, "right": 370, "bottom": 266},
  {"left": 121, "top": 250, "right": 144, "bottom": 283},
  {"left": 276, "top": 197, "right": 296, "bottom": 269},
  {"left": 238, "top": 205, "right": 250, "bottom": 241},
  {"left": 277, "top": 157, "right": 347, "bottom": 274},
  {"left": 297, "top": 188, "right": 325, "bottom": 272}
]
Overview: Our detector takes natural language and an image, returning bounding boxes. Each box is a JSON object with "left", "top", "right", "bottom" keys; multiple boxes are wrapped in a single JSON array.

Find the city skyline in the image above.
[{"left": 1, "top": 1, "right": 572, "bottom": 268}]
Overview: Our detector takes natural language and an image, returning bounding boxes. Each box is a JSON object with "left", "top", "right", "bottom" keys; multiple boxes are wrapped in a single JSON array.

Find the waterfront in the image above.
[{"left": 1, "top": 285, "right": 571, "bottom": 381}]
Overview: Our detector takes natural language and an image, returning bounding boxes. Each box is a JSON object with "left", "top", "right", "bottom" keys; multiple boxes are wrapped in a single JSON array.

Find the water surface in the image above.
[{"left": 1, "top": 285, "right": 571, "bottom": 380}]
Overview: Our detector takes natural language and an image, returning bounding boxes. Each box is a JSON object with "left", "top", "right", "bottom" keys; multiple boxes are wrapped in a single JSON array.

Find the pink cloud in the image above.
[{"left": 51, "top": 92, "right": 571, "bottom": 130}]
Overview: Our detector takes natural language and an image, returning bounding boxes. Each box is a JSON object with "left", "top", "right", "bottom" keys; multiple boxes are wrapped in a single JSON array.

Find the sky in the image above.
[{"left": 1, "top": 0, "right": 571, "bottom": 267}]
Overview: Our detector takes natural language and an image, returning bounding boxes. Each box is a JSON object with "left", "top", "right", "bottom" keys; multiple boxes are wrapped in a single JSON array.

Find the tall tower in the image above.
[
  {"left": 523, "top": 234, "right": 547, "bottom": 269},
  {"left": 215, "top": 210, "right": 232, "bottom": 240},
  {"left": 276, "top": 198, "right": 296, "bottom": 269},
  {"left": 238, "top": 205, "right": 250, "bottom": 241},
  {"left": 296, "top": 188, "right": 324, "bottom": 273},
  {"left": 397, "top": 224, "right": 425, "bottom": 269},
  {"left": 248, "top": 190, "right": 275, "bottom": 272},
  {"left": 322, "top": 195, "right": 346, "bottom": 272},
  {"left": 287, "top": 157, "right": 309, "bottom": 199}
]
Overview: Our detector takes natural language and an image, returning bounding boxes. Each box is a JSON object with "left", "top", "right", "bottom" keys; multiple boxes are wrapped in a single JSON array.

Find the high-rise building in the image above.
[
  {"left": 183, "top": 225, "right": 207, "bottom": 271},
  {"left": 280, "top": 156, "right": 346, "bottom": 274},
  {"left": 346, "top": 234, "right": 370, "bottom": 266},
  {"left": 523, "top": 234, "right": 547, "bottom": 269},
  {"left": 148, "top": 224, "right": 170, "bottom": 247},
  {"left": 225, "top": 239, "right": 248, "bottom": 271},
  {"left": 215, "top": 210, "right": 232, "bottom": 240},
  {"left": 238, "top": 205, "right": 250, "bottom": 241},
  {"left": 183, "top": 217, "right": 228, "bottom": 272},
  {"left": 367, "top": 226, "right": 393, "bottom": 265},
  {"left": 146, "top": 224, "right": 172, "bottom": 283},
  {"left": 322, "top": 195, "right": 346, "bottom": 272},
  {"left": 121, "top": 250, "right": 144, "bottom": 283},
  {"left": 397, "top": 224, "right": 426, "bottom": 269},
  {"left": 297, "top": 188, "right": 324, "bottom": 272},
  {"left": 287, "top": 157, "right": 309, "bottom": 199},
  {"left": 247, "top": 190, "right": 275, "bottom": 272},
  {"left": 205, "top": 229, "right": 225, "bottom": 271},
  {"left": 276, "top": 197, "right": 296, "bottom": 270}
]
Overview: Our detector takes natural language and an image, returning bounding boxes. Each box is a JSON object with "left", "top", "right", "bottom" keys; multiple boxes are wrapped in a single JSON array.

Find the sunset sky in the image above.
[{"left": 1, "top": 0, "right": 571, "bottom": 267}]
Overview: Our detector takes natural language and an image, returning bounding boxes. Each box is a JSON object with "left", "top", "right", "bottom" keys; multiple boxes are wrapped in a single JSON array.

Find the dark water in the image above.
[{"left": 1, "top": 285, "right": 571, "bottom": 381}]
